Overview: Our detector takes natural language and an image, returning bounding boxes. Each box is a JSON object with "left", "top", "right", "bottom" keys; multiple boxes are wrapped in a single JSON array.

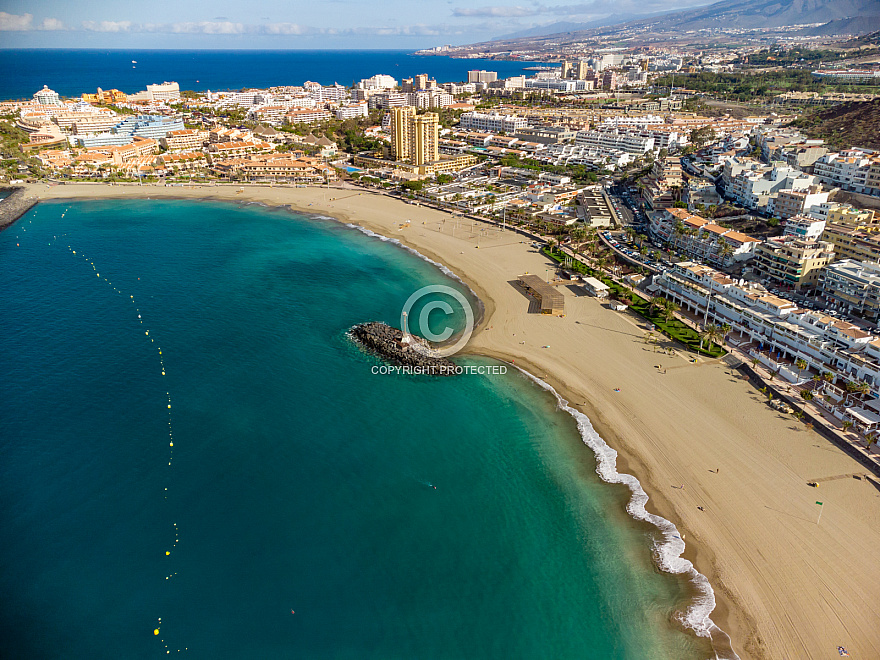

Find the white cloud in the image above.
[
  {"left": 453, "top": 6, "right": 537, "bottom": 17},
  {"left": 0, "top": 12, "right": 34, "bottom": 30},
  {"left": 81, "top": 20, "right": 133, "bottom": 32},
  {"left": 259, "top": 23, "right": 315, "bottom": 35},
  {"left": 453, "top": 1, "right": 707, "bottom": 19},
  {"left": 39, "top": 18, "right": 65, "bottom": 31},
  {"left": 169, "top": 21, "right": 247, "bottom": 34}
]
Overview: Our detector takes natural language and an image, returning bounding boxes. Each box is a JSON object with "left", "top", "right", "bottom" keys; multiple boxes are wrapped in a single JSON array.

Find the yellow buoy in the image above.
[
  {"left": 167, "top": 404, "right": 171, "bottom": 409},
  {"left": 166, "top": 551, "right": 170, "bottom": 555},
  {"left": 154, "top": 629, "right": 159, "bottom": 635}
]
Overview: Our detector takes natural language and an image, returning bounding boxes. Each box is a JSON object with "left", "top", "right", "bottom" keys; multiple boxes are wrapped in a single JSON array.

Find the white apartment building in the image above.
[
  {"left": 335, "top": 102, "right": 370, "bottom": 120},
  {"left": 145, "top": 82, "right": 181, "bottom": 102},
  {"left": 812, "top": 149, "right": 873, "bottom": 194},
  {"left": 247, "top": 105, "right": 289, "bottom": 125},
  {"left": 406, "top": 91, "right": 454, "bottom": 109},
  {"left": 442, "top": 82, "right": 477, "bottom": 95},
  {"left": 654, "top": 261, "right": 880, "bottom": 392},
  {"left": 468, "top": 70, "right": 498, "bottom": 84},
  {"left": 459, "top": 111, "right": 529, "bottom": 134},
  {"left": 599, "top": 115, "right": 665, "bottom": 128},
  {"left": 34, "top": 85, "right": 62, "bottom": 106},
  {"left": 284, "top": 109, "right": 332, "bottom": 124},
  {"left": 574, "top": 128, "right": 655, "bottom": 155},
  {"left": 308, "top": 84, "right": 348, "bottom": 103},
  {"left": 543, "top": 143, "right": 634, "bottom": 170},
  {"left": 59, "top": 114, "right": 120, "bottom": 135},
  {"left": 649, "top": 207, "right": 760, "bottom": 267},
  {"left": 723, "top": 160, "right": 816, "bottom": 211},
  {"left": 821, "top": 260, "right": 880, "bottom": 321},
  {"left": 367, "top": 92, "right": 409, "bottom": 110},
  {"left": 357, "top": 74, "right": 398, "bottom": 90},
  {"left": 524, "top": 79, "right": 580, "bottom": 92},
  {"left": 160, "top": 129, "right": 204, "bottom": 152},
  {"left": 769, "top": 186, "right": 830, "bottom": 220},
  {"left": 784, "top": 215, "right": 827, "bottom": 240}
]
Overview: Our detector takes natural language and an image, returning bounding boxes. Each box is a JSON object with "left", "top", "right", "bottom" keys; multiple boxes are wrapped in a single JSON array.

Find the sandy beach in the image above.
[{"left": 20, "top": 182, "right": 880, "bottom": 659}]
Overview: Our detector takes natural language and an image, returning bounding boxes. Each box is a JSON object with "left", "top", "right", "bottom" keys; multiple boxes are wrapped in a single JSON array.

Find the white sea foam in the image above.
[
  {"left": 344, "top": 222, "right": 483, "bottom": 317},
  {"left": 519, "top": 369, "right": 740, "bottom": 660},
  {"left": 344, "top": 219, "right": 738, "bottom": 659}
]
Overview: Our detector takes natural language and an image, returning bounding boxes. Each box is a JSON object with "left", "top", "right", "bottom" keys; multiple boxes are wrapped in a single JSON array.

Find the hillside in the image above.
[
  {"left": 459, "top": 0, "right": 880, "bottom": 54},
  {"left": 635, "top": 0, "right": 880, "bottom": 32},
  {"left": 789, "top": 99, "right": 880, "bottom": 150}
]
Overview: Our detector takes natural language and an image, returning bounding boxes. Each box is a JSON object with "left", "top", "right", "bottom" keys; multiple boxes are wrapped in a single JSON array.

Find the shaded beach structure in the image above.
[{"left": 518, "top": 274, "right": 564, "bottom": 315}]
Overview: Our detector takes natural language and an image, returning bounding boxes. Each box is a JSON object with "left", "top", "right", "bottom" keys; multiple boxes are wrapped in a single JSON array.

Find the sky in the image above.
[{"left": 0, "top": 0, "right": 709, "bottom": 49}]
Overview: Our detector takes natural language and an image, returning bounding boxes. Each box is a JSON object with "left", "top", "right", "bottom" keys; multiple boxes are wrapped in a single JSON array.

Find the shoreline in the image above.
[{"left": 16, "top": 182, "right": 880, "bottom": 659}]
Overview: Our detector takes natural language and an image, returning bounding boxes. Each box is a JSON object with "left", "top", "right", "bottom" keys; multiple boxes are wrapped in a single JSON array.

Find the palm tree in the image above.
[
  {"left": 842, "top": 420, "right": 854, "bottom": 433},
  {"left": 800, "top": 390, "right": 814, "bottom": 401},
  {"left": 700, "top": 323, "right": 721, "bottom": 351},
  {"left": 822, "top": 372, "right": 834, "bottom": 383},
  {"left": 795, "top": 359, "right": 807, "bottom": 377},
  {"left": 661, "top": 299, "right": 680, "bottom": 324},
  {"left": 649, "top": 295, "right": 666, "bottom": 316}
]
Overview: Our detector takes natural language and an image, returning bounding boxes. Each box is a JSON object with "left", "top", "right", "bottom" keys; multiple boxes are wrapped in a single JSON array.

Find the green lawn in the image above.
[{"left": 542, "top": 248, "right": 726, "bottom": 358}]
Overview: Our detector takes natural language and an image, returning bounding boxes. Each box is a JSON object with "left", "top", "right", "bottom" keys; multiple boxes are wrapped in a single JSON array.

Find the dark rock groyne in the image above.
[
  {"left": 0, "top": 187, "right": 38, "bottom": 232},
  {"left": 351, "top": 321, "right": 458, "bottom": 376}
]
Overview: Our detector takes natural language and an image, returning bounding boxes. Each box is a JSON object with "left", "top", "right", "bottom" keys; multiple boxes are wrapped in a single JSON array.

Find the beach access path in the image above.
[{"left": 19, "top": 181, "right": 880, "bottom": 660}]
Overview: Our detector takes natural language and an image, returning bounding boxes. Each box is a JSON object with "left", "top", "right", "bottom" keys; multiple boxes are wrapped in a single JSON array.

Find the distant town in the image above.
[{"left": 3, "top": 40, "right": 880, "bottom": 451}]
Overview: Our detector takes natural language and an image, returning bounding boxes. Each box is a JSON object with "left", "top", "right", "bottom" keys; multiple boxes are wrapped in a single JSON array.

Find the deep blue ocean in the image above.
[
  {"left": 0, "top": 199, "right": 708, "bottom": 659},
  {"left": 0, "top": 50, "right": 546, "bottom": 100}
]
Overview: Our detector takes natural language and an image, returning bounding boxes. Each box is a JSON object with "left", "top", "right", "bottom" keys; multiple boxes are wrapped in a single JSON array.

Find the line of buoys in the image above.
[{"left": 62, "top": 241, "right": 184, "bottom": 652}]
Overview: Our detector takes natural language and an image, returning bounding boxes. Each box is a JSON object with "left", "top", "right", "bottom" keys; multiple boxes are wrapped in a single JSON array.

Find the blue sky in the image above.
[{"left": 0, "top": 1, "right": 707, "bottom": 48}]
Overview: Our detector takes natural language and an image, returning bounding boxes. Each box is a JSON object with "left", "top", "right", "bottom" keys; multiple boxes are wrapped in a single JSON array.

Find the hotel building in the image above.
[
  {"left": 390, "top": 107, "right": 439, "bottom": 167},
  {"left": 751, "top": 236, "right": 835, "bottom": 290},
  {"left": 821, "top": 224, "right": 880, "bottom": 263},
  {"left": 649, "top": 208, "right": 760, "bottom": 268},
  {"left": 160, "top": 129, "right": 204, "bottom": 152},
  {"left": 654, "top": 261, "right": 880, "bottom": 393},
  {"left": 820, "top": 260, "right": 880, "bottom": 321},
  {"left": 70, "top": 115, "right": 184, "bottom": 148},
  {"left": 459, "top": 111, "right": 529, "bottom": 134}
]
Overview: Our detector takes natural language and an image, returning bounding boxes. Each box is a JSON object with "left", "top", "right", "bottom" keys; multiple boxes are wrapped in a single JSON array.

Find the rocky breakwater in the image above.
[
  {"left": 0, "top": 187, "right": 38, "bottom": 232},
  {"left": 351, "top": 321, "right": 458, "bottom": 376}
]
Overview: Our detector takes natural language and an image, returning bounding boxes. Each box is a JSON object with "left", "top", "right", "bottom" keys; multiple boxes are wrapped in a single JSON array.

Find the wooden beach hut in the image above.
[{"left": 518, "top": 274, "right": 564, "bottom": 315}]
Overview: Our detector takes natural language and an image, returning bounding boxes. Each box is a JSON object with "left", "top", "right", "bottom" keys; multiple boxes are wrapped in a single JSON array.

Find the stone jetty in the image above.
[
  {"left": 351, "top": 321, "right": 458, "bottom": 376},
  {"left": 0, "top": 187, "right": 38, "bottom": 232}
]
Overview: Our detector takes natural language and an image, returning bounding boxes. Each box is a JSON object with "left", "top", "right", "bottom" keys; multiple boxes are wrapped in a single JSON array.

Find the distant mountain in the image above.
[
  {"left": 625, "top": 0, "right": 880, "bottom": 32},
  {"left": 796, "top": 16, "right": 880, "bottom": 36},
  {"left": 493, "top": 14, "right": 654, "bottom": 41},
  {"left": 476, "top": 0, "right": 880, "bottom": 51}
]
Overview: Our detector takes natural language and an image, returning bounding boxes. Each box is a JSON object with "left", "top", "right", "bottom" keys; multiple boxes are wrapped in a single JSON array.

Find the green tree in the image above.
[{"left": 700, "top": 323, "right": 721, "bottom": 351}]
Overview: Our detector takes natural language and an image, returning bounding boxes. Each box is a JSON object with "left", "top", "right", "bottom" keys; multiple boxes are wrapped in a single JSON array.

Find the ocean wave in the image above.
[
  {"left": 519, "top": 369, "right": 740, "bottom": 660},
  {"left": 343, "top": 219, "right": 737, "bottom": 659},
  {"left": 343, "top": 222, "right": 484, "bottom": 320}
]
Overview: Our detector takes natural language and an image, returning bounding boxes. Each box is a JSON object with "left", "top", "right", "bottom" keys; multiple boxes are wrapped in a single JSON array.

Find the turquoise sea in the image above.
[{"left": 0, "top": 199, "right": 712, "bottom": 659}]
